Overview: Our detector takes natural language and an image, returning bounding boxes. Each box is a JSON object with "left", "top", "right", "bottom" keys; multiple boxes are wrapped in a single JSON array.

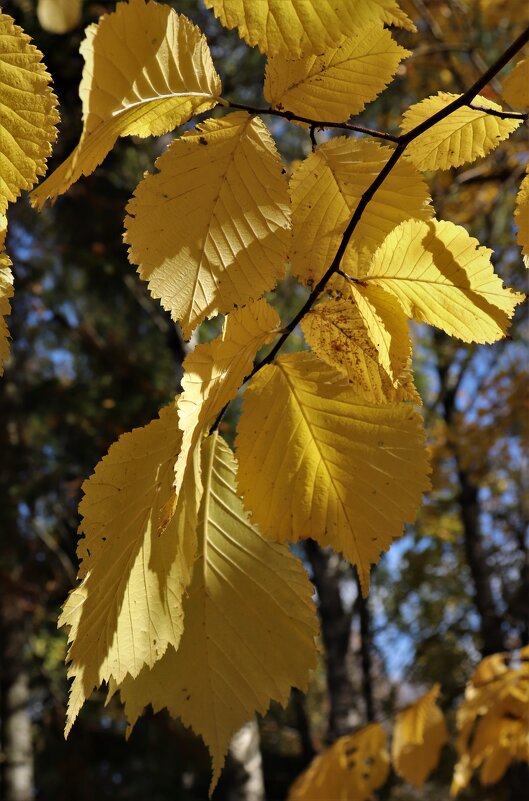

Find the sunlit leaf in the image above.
[
  {"left": 401, "top": 93, "right": 520, "bottom": 171},
  {"left": 205, "top": 0, "right": 414, "bottom": 58},
  {"left": 264, "top": 26, "right": 409, "bottom": 123},
  {"left": 502, "top": 57, "right": 529, "bottom": 109},
  {"left": 290, "top": 138, "right": 433, "bottom": 285},
  {"left": 515, "top": 172, "right": 529, "bottom": 257},
  {"left": 125, "top": 113, "right": 290, "bottom": 338},
  {"left": 0, "top": 9, "right": 58, "bottom": 214},
  {"left": 32, "top": 0, "right": 221, "bottom": 207},
  {"left": 366, "top": 218, "right": 524, "bottom": 343},
  {"left": 114, "top": 434, "right": 319, "bottom": 792},
  {"left": 236, "top": 352, "right": 430, "bottom": 593},
  {"left": 59, "top": 404, "right": 202, "bottom": 734}
]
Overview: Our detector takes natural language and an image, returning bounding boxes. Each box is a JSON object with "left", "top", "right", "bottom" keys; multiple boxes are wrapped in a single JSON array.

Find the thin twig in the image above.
[
  {"left": 468, "top": 103, "right": 528, "bottom": 120},
  {"left": 210, "top": 23, "right": 529, "bottom": 433},
  {"left": 219, "top": 98, "right": 399, "bottom": 142}
]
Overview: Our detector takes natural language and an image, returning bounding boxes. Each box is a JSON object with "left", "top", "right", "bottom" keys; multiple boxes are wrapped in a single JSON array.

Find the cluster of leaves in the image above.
[{"left": 1, "top": 0, "right": 528, "bottom": 792}]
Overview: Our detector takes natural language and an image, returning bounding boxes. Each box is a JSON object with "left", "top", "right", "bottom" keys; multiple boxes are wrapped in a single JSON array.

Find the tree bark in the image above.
[
  {"left": 355, "top": 577, "right": 375, "bottom": 723},
  {"left": 304, "top": 541, "right": 358, "bottom": 741}
]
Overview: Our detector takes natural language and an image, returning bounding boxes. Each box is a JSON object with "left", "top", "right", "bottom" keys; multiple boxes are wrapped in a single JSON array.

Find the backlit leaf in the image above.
[
  {"left": 290, "top": 138, "right": 433, "bottom": 285},
  {"left": 37, "top": 0, "right": 82, "bottom": 33},
  {"left": 125, "top": 112, "right": 290, "bottom": 338},
  {"left": 392, "top": 685, "right": 448, "bottom": 788},
  {"left": 174, "top": 299, "right": 280, "bottom": 496},
  {"left": 301, "top": 298, "right": 417, "bottom": 403},
  {"left": 264, "top": 26, "right": 409, "bottom": 123},
  {"left": 0, "top": 219, "right": 13, "bottom": 376},
  {"left": 288, "top": 724, "right": 390, "bottom": 801},
  {"left": 366, "top": 219, "right": 524, "bottom": 343},
  {"left": 236, "top": 352, "right": 430, "bottom": 593},
  {"left": 401, "top": 93, "right": 520, "bottom": 171},
  {"left": 0, "top": 9, "right": 59, "bottom": 214},
  {"left": 59, "top": 404, "right": 202, "bottom": 735},
  {"left": 114, "top": 434, "right": 318, "bottom": 791},
  {"left": 31, "top": 0, "right": 221, "bottom": 207},
  {"left": 515, "top": 173, "right": 529, "bottom": 257},
  {"left": 502, "top": 57, "right": 529, "bottom": 109},
  {"left": 205, "top": 0, "right": 414, "bottom": 58}
]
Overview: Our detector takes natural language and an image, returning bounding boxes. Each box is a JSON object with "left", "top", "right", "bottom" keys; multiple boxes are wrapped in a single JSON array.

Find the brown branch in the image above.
[
  {"left": 220, "top": 99, "right": 399, "bottom": 142},
  {"left": 468, "top": 102, "right": 528, "bottom": 120},
  {"left": 210, "top": 23, "right": 529, "bottom": 433}
]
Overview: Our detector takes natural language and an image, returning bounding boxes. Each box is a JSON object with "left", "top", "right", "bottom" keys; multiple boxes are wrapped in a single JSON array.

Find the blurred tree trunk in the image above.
[
  {"left": 0, "top": 619, "right": 34, "bottom": 801},
  {"left": 304, "top": 541, "right": 358, "bottom": 741},
  {"left": 217, "top": 720, "right": 265, "bottom": 801}
]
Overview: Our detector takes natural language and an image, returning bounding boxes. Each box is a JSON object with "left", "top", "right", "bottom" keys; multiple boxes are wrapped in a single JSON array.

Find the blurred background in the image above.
[{"left": 0, "top": 1, "right": 528, "bottom": 799}]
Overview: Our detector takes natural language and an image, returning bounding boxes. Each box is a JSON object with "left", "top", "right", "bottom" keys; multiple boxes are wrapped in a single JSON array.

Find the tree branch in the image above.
[{"left": 468, "top": 102, "right": 528, "bottom": 120}]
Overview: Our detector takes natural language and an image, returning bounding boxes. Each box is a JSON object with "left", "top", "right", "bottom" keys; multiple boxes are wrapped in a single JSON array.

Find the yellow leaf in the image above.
[
  {"left": 236, "top": 352, "right": 430, "bottom": 593},
  {"left": 0, "top": 9, "right": 59, "bottom": 214},
  {"left": 31, "top": 0, "right": 221, "bottom": 207},
  {"left": 332, "top": 276, "right": 413, "bottom": 384},
  {"left": 392, "top": 685, "right": 448, "bottom": 788},
  {"left": 515, "top": 172, "right": 529, "bottom": 257},
  {"left": 114, "top": 433, "right": 318, "bottom": 792},
  {"left": 366, "top": 219, "right": 524, "bottom": 343},
  {"left": 300, "top": 298, "right": 417, "bottom": 403},
  {"left": 401, "top": 92, "right": 520, "bottom": 171},
  {"left": 502, "top": 58, "right": 529, "bottom": 109},
  {"left": 125, "top": 112, "right": 290, "bottom": 338},
  {"left": 174, "top": 299, "right": 280, "bottom": 496},
  {"left": 288, "top": 724, "right": 390, "bottom": 801},
  {"left": 59, "top": 403, "right": 202, "bottom": 735},
  {"left": 0, "top": 218, "right": 13, "bottom": 376},
  {"left": 264, "top": 26, "right": 409, "bottom": 123},
  {"left": 290, "top": 138, "right": 433, "bottom": 285},
  {"left": 37, "top": 0, "right": 82, "bottom": 33},
  {"left": 204, "top": 0, "right": 414, "bottom": 58}
]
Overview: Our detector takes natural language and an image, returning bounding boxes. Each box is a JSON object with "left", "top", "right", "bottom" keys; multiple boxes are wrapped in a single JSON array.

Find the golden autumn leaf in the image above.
[
  {"left": 37, "top": 0, "right": 82, "bottom": 33},
  {"left": 502, "top": 57, "right": 529, "bottom": 109},
  {"left": 366, "top": 219, "right": 524, "bottom": 343},
  {"left": 174, "top": 299, "right": 280, "bottom": 497},
  {"left": 204, "top": 0, "right": 414, "bottom": 59},
  {"left": 331, "top": 275, "right": 413, "bottom": 384},
  {"left": 300, "top": 297, "right": 417, "bottom": 404},
  {"left": 0, "top": 218, "right": 13, "bottom": 376},
  {"left": 290, "top": 138, "right": 433, "bottom": 285},
  {"left": 236, "top": 352, "right": 430, "bottom": 593},
  {"left": 392, "top": 684, "right": 448, "bottom": 788},
  {"left": 264, "top": 26, "right": 409, "bottom": 123},
  {"left": 114, "top": 433, "right": 318, "bottom": 792},
  {"left": 0, "top": 9, "right": 59, "bottom": 214},
  {"left": 31, "top": 0, "right": 221, "bottom": 207},
  {"left": 515, "top": 172, "right": 529, "bottom": 257},
  {"left": 125, "top": 113, "right": 290, "bottom": 339},
  {"left": 288, "top": 724, "right": 390, "bottom": 801},
  {"left": 59, "top": 403, "right": 203, "bottom": 735},
  {"left": 401, "top": 92, "right": 520, "bottom": 171},
  {"left": 452, "top": 650, "right": 529, "bottom": 795}
]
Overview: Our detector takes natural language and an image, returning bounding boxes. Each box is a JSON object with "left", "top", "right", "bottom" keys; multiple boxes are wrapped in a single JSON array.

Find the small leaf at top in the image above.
[
  {"left": 290, "top": 138, "right": 433, "bottom": 286},
  {"left": 113, "top": 433, "right": 319, "bottom": 793},
  {"left": 366, "top": 218, "right": 525, "bottom": 343},
  {"left": 31, "top": 0, "right": 222, "bottom": 207},
  {"left": 37, "top": 0, "right": 82, "bottom": 33},
  {"left": 0, "top": 9, "right": 59, "bottom": 214},
  {"left": 125, "top": 113, "right": 290, "bottom": 339},
  {"left": 59, "top": 403, "right": 202, "bottom": 735},
  {"left": 205, "top": 0, "right": 414, "bottom": 58},
  {"left": 264, "top": 26, "right": 409, "bottom": 123},
  {"left": 401, "top": 92, "right": 520, "bottom": 171},
  {"left": 236, "top": 352, "right": 431, "bottom": 593}
]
